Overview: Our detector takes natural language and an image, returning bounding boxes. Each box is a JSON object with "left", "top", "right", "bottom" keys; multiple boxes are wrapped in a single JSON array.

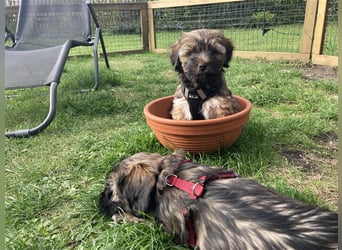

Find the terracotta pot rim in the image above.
[{"left": 144, "top": 95, "right": 252, "bottom": 126}]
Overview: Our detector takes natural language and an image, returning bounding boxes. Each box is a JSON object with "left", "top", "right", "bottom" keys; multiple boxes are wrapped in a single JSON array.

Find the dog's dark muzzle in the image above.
[{"left": 199, "top": 63, "right": 207, "bottom": 72}]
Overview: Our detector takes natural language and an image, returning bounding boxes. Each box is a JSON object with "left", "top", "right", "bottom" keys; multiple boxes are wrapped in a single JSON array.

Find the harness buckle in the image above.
[
  {"left": 188, "top": 93, "right": 199, "bottom": 99},
  {"left": 190, "top": 181, "right": 204, "bottom": 199},
  {"left": 165, "top": 174, "right": 177, "bottom": 187}
]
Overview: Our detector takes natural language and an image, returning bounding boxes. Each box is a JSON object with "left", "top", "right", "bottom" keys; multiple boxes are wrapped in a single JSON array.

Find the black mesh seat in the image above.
[{"left": 5, "top": 0, "right": 110, "bottom": 138}]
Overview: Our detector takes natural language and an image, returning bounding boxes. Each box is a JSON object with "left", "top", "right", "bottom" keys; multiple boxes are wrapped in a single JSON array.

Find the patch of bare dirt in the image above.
[
  {"left": 302, "top": 64, "right": 338, "bottom": 81},
  {"left": 282, "top": 131, "right": 338, "bottom": 172},
  {"left": 277, "top": 131, "right": 338, "bottom": 211},
  {"left": 282, "top": 150, "right": 318, "bottom": 172}
]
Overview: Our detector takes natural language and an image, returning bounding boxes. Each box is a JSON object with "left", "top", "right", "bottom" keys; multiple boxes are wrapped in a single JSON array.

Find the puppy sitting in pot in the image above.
[{"left": 169, "top": 29, "right": 240, "bottom": 120}]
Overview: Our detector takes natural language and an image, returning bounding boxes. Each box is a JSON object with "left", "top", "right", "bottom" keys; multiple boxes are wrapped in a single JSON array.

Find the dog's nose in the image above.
[{"left": 199, "top": 64, "right": 207, "bottom": 71}]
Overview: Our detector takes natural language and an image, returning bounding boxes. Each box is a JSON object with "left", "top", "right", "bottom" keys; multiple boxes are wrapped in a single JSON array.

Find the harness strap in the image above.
[
  {"left": 165, "top": 171, "right": 239, "bottom": 200},
  {"left": 166, "top": 175, "right": 204, "bottom": 199},
  {"left": 183, "top": 208, "right": 196, "bottom": 248},
  {"left": 166, "top": 170, "right": 239, "bottom": 248},
  {"left": 199, "top": 171, "right": 239, "bottom": 183},
  {"left": 182, "top": 86, "right": 206, "bottom": 120},
  {"left": 181, "top": 84, "right": 219, "bottom": 120}
]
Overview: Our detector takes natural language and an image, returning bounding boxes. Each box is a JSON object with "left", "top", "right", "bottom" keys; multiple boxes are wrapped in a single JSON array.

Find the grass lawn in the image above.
[{"left": 5, "top": 53, "right": 338, "bottom": 249}]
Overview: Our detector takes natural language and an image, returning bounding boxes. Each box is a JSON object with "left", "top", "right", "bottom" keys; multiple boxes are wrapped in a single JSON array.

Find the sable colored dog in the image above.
[
  {"left": 169, "top": 29, "right": 240, "bottom": 120},
  {"left": 99, "top": 150, "right": 338, "bottom": 249}
]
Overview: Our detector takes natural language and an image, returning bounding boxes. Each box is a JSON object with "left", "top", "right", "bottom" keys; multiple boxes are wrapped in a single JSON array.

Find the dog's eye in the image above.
[
  {"left": 179, "top": 45, "right": 193, "bottom": 57},
  {"left": 191, "top": 47, "right": 200, "bottom": 53},
  {"left": 208, "top": 49, "right": 217, "bottom": 56},
  {"left": 207, "top": 45, "right": 218, "bottom": 54},
  {"left": 213, "top": 44, "right": 226, "bottom": 55}
]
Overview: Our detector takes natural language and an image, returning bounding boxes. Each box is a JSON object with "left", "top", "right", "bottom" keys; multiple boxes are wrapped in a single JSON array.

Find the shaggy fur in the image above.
[
  {"left": 169, "top": 29, "right": 240, "bottom": 120},
  {"left": 99, "top": 150, "right": 338, "bottom": 249}
]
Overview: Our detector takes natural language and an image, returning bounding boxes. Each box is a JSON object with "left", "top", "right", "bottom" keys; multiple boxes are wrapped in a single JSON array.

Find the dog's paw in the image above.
[
  {"left": 171, "top": 97, "right": 192, "bottom": 120},
  {"left": 201, "top": 96, "right": 240, "bottom": 119},
  {"left": 111, "top": 213, "right": 146, "bottom": 224}
]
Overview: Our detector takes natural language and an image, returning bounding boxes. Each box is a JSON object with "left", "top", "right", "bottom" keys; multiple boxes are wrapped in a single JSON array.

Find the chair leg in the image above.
[
  {"left": 5, "top": 82, "right": 58, "bottom": 138},
  {"left": 87, "top": 2, "right": 110, "bottom": 69},
  {"left": 93, "top": 28, "right": 100, "bottom": 90},
  {"left": 99, "top": 29, "right": 110, "bottom": 69}
]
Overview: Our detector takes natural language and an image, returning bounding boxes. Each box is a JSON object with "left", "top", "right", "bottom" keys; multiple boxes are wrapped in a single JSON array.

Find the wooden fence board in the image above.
[
  {"left": 300, "top": 0, "right": 318, "bottom": 55},
  {"left": 312, "top": 55, "right": 338, "bottom": 67},
  {"left": 93, "top": 3, "right": 147, "bottom": 11},
  {"left": 147, "top": 0, "right": 242, "bottom": 9},
  {"left": 312, "top": 0, "right": 328, "bottom": 55},
  {"left": 141, "top": 8, "right": 149, "bottom": 51},
  {"left": 148, "top": 7, "right": 156, "bottom": 52},
  {"left": 152, "top": 49, "right": 310, "bottom": 63},
  {"left": 234, "top": 51, "right": 309, "bottom": 63}
]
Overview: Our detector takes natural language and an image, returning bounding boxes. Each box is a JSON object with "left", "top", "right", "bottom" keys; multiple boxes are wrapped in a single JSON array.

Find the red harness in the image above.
[{"left": 165, "top": 159, "right": 239, "bottom": 248}]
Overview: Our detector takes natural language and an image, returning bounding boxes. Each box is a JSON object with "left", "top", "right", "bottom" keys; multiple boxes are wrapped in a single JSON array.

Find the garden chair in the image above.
[{"left": 5, "top": 0, "right": 110, "bottom": 138}]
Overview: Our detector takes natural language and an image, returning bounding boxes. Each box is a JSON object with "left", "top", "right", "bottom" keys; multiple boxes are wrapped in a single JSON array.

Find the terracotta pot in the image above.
[{"left": 144, "top": 95, "right": 252, "bottom": 153}]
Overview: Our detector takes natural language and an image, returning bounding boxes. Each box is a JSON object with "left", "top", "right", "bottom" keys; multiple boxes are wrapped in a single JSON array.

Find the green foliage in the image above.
[{"left": 251, "top": 11, "right": 275, "bottom": 28}]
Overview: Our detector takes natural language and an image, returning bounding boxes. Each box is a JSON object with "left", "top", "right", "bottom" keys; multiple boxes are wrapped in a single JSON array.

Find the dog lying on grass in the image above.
[
  {"left": 99, "top": 150, "right": 338, "bottom": 249},
  {"left": 169, "top": 29, "right": 240, "bottom": 120}
]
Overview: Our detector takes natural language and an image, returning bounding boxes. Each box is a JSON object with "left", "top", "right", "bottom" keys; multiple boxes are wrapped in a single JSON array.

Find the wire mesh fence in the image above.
[
  {"left": 323, "top": 0, "right": 338, "bottom": 56},
  {"left": 5, "top": 0, "right": 338, "bottom": 60},
  {"left": 87, "top": 8, "right": 143, "bottom": 54},
  {"left": 153, "top": 1, "right": 308, "bottom": 53}
]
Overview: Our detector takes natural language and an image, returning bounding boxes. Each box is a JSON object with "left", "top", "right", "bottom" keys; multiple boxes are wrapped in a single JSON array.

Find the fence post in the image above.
[
  {"left": 147, "top": 5, "right": 156, "bottom": 52},
  {"left": 312, "top": 0, "right": 328, "bottom": 55},
  {"left": 300, "top": 0, "right": 318, "bottom": 61},
  {"left": 140, "top": 6, "right": 149, "bottom": 51}
]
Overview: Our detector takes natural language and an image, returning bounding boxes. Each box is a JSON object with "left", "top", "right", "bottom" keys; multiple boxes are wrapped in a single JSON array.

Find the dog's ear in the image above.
[
  {"left": 172, "top": 148, "right": 186, "bottom": 158},
  {"left": 99, "top": 171, "right": 129, "bottom": 218},
  {"left": 99, "top": 184, "right": 116, "bottom": 217},
  {"left": 156, "top": 153, "right": 185, "bottom": 193},
  {"left": 115, "top": 154, "right": 163, "bottom": 217},
  {"left": 222, "top": 37, "right": 234, "bottom": 68},
  {"left": 120, "top": 162, "right": 158, "bottom": 217},
  {"left": 169, "top": 43, "right": 183, "bottom": 72}
]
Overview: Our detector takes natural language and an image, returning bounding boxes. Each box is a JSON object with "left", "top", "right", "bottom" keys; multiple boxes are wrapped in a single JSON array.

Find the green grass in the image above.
[
  {"left": 5, "top": 53, "right": 338, "bottom": 249},
  {"left": 70, "top": 34, "right": 144, "bottom": 56}
]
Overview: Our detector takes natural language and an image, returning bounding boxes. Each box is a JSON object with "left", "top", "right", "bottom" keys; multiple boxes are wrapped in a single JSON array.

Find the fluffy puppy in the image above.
[
  {"left": 99, "top": 150, "right": 338, "bottom": 249},
  {"left": 169, "top": 29, "right": 240, "bottom": 120}
]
